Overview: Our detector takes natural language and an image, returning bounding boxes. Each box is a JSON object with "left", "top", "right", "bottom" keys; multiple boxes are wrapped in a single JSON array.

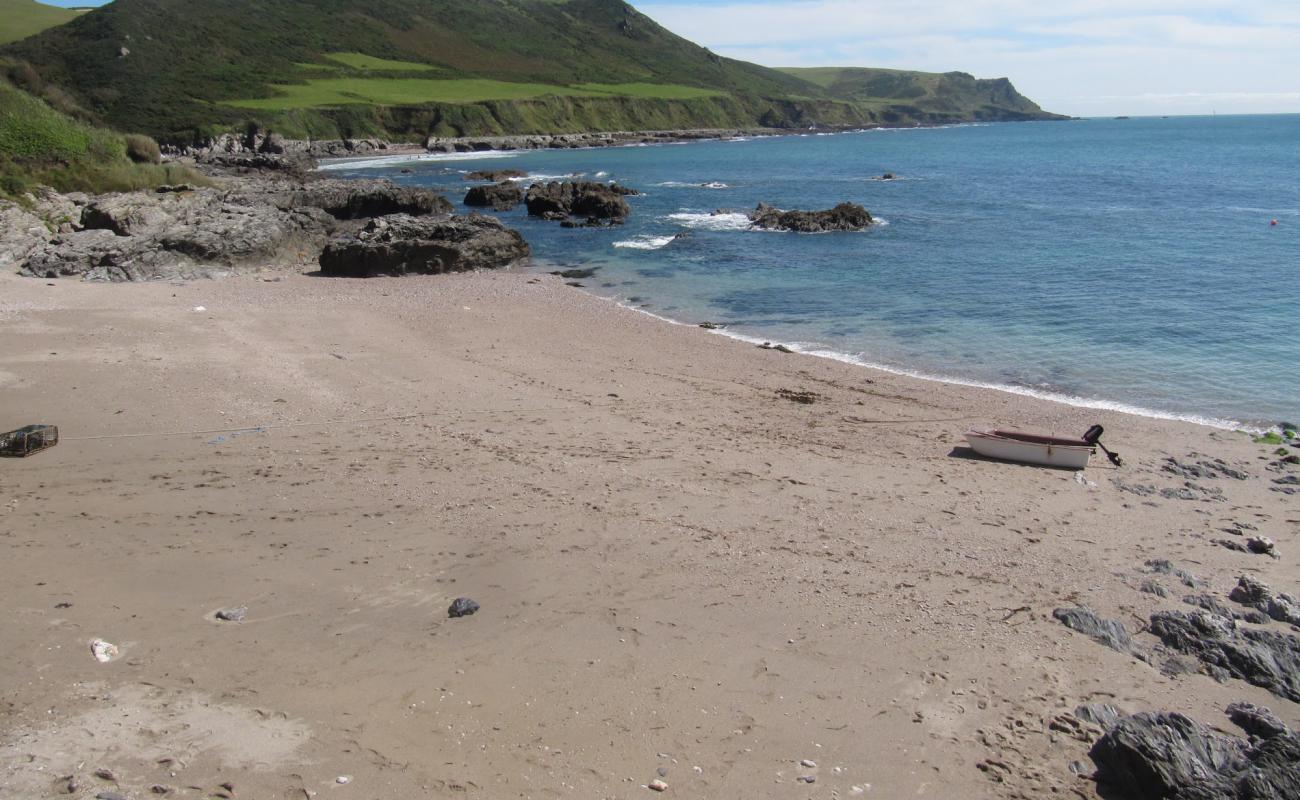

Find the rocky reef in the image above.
[
  {"left": 748, "top": 202, "right": 874, "bottom": 232},
  {"left": 464, "top": 182, "right": 524, "bottom": 211},
  {"left": 524, "top": 181, "right": 638, "bottom": 227}
]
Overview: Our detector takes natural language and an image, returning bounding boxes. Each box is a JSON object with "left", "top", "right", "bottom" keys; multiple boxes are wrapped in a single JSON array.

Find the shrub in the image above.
[{"left": 124, "top": 133, "right": 162, "bottom": 164}]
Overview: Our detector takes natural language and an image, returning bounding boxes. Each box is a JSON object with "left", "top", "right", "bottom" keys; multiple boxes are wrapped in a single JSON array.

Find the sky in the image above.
[
  {"left": 39, "top": 0, "right": 1300, "bottom": 117},
  {"left": 634, "top": 0, "right": 1300, "bottom": 117}
]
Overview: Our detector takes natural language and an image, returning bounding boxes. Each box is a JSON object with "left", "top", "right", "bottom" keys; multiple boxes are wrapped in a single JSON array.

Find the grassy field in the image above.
[
  {"left": 227, "top": 78, "right": 721, "bottom": 110},
  {"left": 321, "top": 52, "right": 437, "bottom": 72},
  {"left": 0, "top": 0, "right": 87, "bottom": 45}
]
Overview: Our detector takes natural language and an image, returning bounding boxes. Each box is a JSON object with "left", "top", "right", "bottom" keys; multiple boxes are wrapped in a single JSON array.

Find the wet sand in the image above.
[{"left": 1, "top": 268, "right": 1295, "bottom": 799}]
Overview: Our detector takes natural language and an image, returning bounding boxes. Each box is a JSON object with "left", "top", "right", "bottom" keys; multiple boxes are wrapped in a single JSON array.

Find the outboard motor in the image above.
[{"left": 1082, "top": 424, "right": 1123, "bottom": 466}]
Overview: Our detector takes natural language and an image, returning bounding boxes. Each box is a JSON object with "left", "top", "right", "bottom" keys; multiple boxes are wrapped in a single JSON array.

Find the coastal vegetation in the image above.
[
  {"left": 0, "top": 0, "right": 1061, "bottom": 142},
  {"left": 0, "top": 0, "right": 88, "bottom": 46},
  {"left": 0, "top": 77, "right": 198, "bottom": 197}
]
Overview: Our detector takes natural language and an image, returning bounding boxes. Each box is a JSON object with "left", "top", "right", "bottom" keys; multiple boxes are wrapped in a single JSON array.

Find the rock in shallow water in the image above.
[
  {"left": 318, "top": 214, "right": 529, "bottom": 277},
  {"left": 464, "top": 182, "right": 524, "bottom": 211},
  {"left": 748, "top": 202, "right": 873, "bottom": 232},
  {"left": 524, "top": 181, "right": 636, "bottom": 224}
]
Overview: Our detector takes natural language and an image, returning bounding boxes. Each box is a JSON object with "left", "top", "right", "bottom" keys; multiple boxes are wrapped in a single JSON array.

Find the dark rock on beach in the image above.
[
  {"left": 464, "top": 182, "right": 524, "bottom": 211},
  {"left": 1089, "top": 708, "right": 1300, "bottom": 800},
  {"left": 748, "top": 202, "right": 874, "bottom": 232},
  {"left": 1053, "top": 607, "right": 1140, "bottom": 656},
  {"left": 318, "top": 213, "right": 529, "bottom": 278},
  {"left": 525, "top": 181, "right": 638, "bottom": 224},
  {"left": 1148, "top": 610, "right": 1300, "bottom": 702},
  {"left": 448, "top": 597, "right": 480, "bottom": 618},
  {"left": 1229, "top": 576, "right": 1300, "bottom": 626}
]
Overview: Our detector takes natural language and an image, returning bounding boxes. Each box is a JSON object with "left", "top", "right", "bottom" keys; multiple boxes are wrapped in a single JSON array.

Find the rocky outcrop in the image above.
[
  {"left": 318, "top": 214, "right": 529, "bottom": 277},
  {"left": 1148, "top": 610, "right": 1300, "bottom": 702},
  {"left": 748, "top": 202, "right": 874, "bottom": 232},
  {"left": 0, "top": 201, "right": 52, "bottom": 269},
  {"left": 23, "top": 187, "right": 334, "bottom": 282},
  {"left": 198, "top": 151, "right": 315, "bottom": 178},
  {"left": 524, "top": 181, "right": 637, "bottom": 225},
  {"left": 286, "top": 179, "right": 453, "bottom": 219},
  {"left": 1229, "top": 576, "right": 1300, "bottom": 626},
  {"left": 1089, "top": 708, "right": 1300, "bottom": 800},
  {"left": 464, "top": 182, "right": 524, "bottom": 211}
]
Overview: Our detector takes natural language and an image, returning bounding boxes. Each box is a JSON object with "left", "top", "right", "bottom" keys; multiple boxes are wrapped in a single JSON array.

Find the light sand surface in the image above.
[{"left": 1, "top": 269, "right": 1296, "bottom": 800}]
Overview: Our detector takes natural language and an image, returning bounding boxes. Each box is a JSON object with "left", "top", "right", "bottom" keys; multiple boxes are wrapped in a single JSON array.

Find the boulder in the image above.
[
  {"left": 464, "top": 182, "right": 524, "bottom": 211},
  {"left": 318, "top": 213, "right": 529, "bottom": 277},
  {"left": 524, "top": 181, "right": 637, "bottom": 224},
  {"left": 289, "top": 179, "right": 452, "bottom": 219},
  {"left": 81, "top": 194, "right": 173, "bottom": 236},
  {"left": 1089, "top": 709, "right": 1299, "bottom": 800},
  {"left": 749, "top": 202, "right": 874, "bottom": 232}
]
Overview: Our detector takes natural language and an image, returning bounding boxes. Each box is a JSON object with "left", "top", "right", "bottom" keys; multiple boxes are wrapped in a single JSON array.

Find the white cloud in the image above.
[{"left": 634, "top": 0, "right": 1300, "bottom": 115}]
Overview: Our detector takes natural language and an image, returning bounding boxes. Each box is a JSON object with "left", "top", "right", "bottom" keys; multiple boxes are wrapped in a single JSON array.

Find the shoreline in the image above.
[{"left": 601, "top": 293, "right": 1262, "bottom": 433}]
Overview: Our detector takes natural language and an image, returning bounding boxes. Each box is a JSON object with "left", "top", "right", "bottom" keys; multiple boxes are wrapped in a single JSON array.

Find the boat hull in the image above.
[{"left": 965, "top": 430, "right": 1093, "bottom": 469}]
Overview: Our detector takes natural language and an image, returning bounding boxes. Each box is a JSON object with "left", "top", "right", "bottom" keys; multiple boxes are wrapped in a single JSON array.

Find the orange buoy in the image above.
[{"left": 1271, "top": 219, "right": 1279, "bottom": 226}]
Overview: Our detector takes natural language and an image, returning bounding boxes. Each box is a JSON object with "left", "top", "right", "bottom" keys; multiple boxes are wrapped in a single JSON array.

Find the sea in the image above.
[{"left": 322, "top": 115, "right": 1300, "bottom": 429}]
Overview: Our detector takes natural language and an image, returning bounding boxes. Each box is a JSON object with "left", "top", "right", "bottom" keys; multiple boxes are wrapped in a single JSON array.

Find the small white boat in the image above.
[{"left": 965, "top": 429, "right": 1096, "bottom": 469}]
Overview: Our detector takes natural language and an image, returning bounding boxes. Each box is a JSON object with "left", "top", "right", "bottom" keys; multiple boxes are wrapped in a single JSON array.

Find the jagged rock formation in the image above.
[
  {"left": 1148, "top": 610, "right": 1300, "bottom": 702},
  {"left": 524, "top": 181, "right": 637, "bottom": 225},
  {"left": 1090, "top": 707, "right": 1300, "bottom": 800},
  {"left": 748, "top": 202, "right": 874, "bottom": 232},
  {"left": 318, "top": 213, "right": 529, "bottom": 277},
  {"left": 464, "top": 182, "right": 524, "bottom": 211}
]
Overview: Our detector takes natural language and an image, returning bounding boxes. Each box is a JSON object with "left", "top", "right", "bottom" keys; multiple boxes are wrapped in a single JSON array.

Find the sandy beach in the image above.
[{"left": 1, "top": 267, "right": 1296, "bottom": 799}]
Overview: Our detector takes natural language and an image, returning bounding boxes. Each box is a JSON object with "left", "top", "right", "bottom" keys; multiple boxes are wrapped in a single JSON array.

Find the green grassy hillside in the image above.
[
  {"left": 778, "top": 67, "right": 1057, "bottom": 122},
  {"left": 0, "top": 77, "right": 198, "bottom": 196},
  {"left": 0, "top": 0, "right": 88, "bottom": 46},
  {"left": 1, "top": 0, "right": 1061, "bottom": 142}
]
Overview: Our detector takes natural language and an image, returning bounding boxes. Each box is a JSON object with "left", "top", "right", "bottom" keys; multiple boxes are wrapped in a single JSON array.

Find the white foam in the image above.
[
  {"left": 317, "top": 150, "right": 520, "bottom": 171},
  {"left": 584, "top": 294, "right": 1256, "bottom": 431},
  {"left": 614, "top": 235, "right": 676, "bottom": 251},
  {"left": 506, "top": 173, "right": 577, "bottom": 183},
  {"left": 656, "top": 181, "right": 730, "bottom": 189},
  {"left": 667, "top": 212, "right": 752, "bottom": 231}
]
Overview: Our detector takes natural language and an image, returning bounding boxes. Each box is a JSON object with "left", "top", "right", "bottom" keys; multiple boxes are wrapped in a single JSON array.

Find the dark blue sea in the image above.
[{"left": 324, "top": 115, "right": 1300, "bottom": 428}]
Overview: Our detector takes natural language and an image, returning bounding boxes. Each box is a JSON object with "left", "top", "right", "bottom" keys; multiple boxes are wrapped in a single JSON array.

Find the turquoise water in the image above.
[{"left": 324, "top": 116, "right": 1300, "bottom": 427}]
